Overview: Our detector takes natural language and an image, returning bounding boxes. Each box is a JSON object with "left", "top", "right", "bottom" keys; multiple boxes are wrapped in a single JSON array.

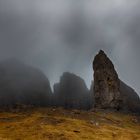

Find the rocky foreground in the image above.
[{"left": 0, "top": 107, "right": 140, "bottom": 140}]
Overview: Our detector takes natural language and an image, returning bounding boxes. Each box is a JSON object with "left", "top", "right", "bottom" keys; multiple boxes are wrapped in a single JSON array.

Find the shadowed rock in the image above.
[
  {"left": 89, "top": 81, "right": 94, "bottom": 107},
  {"left": 53, "top": 72, "right": 92, "bottom": 110},
  {"left": 120, "top": 81, "right": 140, "bottom": 113},
  {"left": 93, "top": 50, "right": 122, "bottom": 109},
  {"left": 0, "top": 59, "right": 52, "bottom": 108},
  {"left": 93, "top": 50, "right": 140, "bottom": 113}
]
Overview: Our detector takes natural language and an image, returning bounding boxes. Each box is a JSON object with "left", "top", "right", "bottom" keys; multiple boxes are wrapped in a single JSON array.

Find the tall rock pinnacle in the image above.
[{"left": 93, "top": 50, "right": 122, "bottom": 109}]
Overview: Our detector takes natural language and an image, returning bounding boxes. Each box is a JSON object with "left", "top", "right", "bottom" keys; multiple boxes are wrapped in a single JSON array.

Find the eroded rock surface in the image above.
[
  {"left": 93, "top": 50, "right": 140, "bottom": 113},
  {"left": 93, "top": 50, "right": 122, "bottom": 109}
]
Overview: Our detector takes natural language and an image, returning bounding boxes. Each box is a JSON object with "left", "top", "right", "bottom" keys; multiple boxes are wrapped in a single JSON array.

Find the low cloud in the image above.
[{"left": 0, "top": 0, "right": 140, "bottom": 94}]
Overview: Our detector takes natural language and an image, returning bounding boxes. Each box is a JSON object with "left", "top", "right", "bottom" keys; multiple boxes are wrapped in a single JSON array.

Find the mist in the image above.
[{"left": 0, "top": 0, "right": 140, "bottom": 95}]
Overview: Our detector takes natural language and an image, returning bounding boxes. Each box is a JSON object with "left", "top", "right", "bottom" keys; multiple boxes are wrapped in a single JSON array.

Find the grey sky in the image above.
[{"left": 0, "top": 0, "right": 140, "bottom": 95}]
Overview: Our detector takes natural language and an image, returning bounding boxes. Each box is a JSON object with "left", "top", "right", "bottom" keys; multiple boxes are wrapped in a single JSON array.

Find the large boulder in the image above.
[
  {"left": 0, "top": 59, "right": 52, "bottom": 108},
  {"left": 93, "top": 50, "right": 140, "bottom": 113},
  {"left": 53, "top": 72, "right": 92, "bottom": 110},
  {"left": 93, "top": 50, "right": 122, "bottom": 109}
]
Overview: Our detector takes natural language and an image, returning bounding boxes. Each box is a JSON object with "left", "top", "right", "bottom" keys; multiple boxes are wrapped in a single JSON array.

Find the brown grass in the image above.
[{"left": 0, "top": 108, "right": 139, "bottom": 140}]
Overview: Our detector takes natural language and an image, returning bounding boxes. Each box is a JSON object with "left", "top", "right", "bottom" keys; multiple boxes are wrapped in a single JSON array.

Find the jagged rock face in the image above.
[
  {"left": 0, "top": 59, "right": 52, "bottom": 107},
  {"left": 93, "top": 50, "right": 122, "bottom": 109},
  {"left": 53, "top": 72, "right": 92, "bottom": 110}
]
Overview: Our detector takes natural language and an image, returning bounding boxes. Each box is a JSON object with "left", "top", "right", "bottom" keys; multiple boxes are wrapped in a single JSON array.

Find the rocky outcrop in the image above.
[
  {"left": 93, "top": 50, "right": 122, "bottom": 109},
  {"left": 93, "top": 50, "right": 140, "bottom": 113},
  {"left": 0, "top": 59, "right": 52, "bottom": 108},
  {"left": 53, "top": 72, "right": 92, "bottom": 110},
  {"left": 120, "top": 81, "right": 140, "bottom": 113}
]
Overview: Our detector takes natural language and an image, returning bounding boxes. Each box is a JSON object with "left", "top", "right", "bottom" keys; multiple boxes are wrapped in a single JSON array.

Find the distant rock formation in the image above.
[
  {"left": 93, "top": 50, "right": 140, "bottom": 112},
  {"left": 93, "top": 50, "right": 122, "bottom": 109},
  {"left": 89, "top": 81, "right": 94, "bottom": 107},
  {"left": 0, "top": 59, "right": 52, "bottom": 108},
  {"left": 53, "top": 72, "right": 92, "bottom": 110},
  {"left": 120, "top": 81, "right": 140, "bottom": 113}
]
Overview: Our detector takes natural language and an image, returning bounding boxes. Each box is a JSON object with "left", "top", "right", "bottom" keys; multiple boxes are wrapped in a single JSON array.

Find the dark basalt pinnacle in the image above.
[
  {"left": 99, "top": 49, "right": 105, "bottom": 54},
  {"left": 93, "top": 50, "right": 140, "bottom": 113},
  {"left": 93, "top": 50, "right": 122, "bottom": 109},
  {"left": 93, "top": 50, "right": 115, "bottom": 71}
]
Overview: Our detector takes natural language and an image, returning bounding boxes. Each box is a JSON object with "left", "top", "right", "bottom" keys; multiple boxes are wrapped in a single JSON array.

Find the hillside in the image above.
[{"left": 0, "top": 107, "right": 139, "bottom": 140}]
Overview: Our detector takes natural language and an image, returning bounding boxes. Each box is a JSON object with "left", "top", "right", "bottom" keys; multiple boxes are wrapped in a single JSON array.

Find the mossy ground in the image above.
[{"left": 0, "top": 107, "right": 139, "bottom": 140}]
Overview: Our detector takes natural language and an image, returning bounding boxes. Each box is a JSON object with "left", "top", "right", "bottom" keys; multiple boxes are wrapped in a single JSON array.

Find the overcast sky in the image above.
[{"left": 0, "top": 0, "right": 140, "bottom": 94}]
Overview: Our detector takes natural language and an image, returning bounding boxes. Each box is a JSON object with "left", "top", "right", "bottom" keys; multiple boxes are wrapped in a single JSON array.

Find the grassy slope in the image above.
[{"left": 0, "top": 108, "right": 139, "bottom": 140}]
